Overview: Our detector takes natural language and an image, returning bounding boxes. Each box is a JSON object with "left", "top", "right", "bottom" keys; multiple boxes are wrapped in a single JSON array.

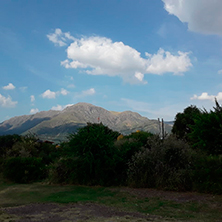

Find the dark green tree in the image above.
[
  {"left": 0, "top": 134, "right": 21, "bottom": 157},
  {"left": 66, "top": 122, "right": 121, "bottom": 185},
  {"left": 172, "top": 105, "right": 201, "bottom": 141},
  {"left": 189, "top": 99, "right": 222, "bottom": 155}
]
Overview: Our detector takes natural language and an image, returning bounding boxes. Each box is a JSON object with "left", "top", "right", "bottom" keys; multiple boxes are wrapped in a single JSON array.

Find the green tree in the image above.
[
  {"left": 0, "top": 134, "right": 21, "bottom": 157},
  {"left": 189, "top": 99, "right": 222, "bottom": 155},
  {"left": 66, "top": 123, "right": 120, "bottom": 185},
  {"left": 172, "top": 105, "right": 201, "bottom": 142}
]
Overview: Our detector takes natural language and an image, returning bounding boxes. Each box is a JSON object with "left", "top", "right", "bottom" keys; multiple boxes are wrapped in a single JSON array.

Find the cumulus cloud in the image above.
[
  {"left": 75, "top": 88, "right": 96, "bottom": 98},
  {"left": 30, "top": 108, "right": 39, "bottom": 114},
  {"left": 30, "top": 95, "right": 35, "bottom": 102},
  {"left": 218, "top": 69, "right": 222, "bottom": 74},
  {"left": 58, "top": 34, "right": 191, "bottom": 83},
  {"left": 191, "top": 92, "right": 222, "bottom": 101},
  {"left": 47, "top": 28, "right": 75, "bottom": 47},
  {"left": 3, "top": 83, "right": 15, "bottom": 90},
  {"left": 41, "top": 88, "right": 69, "bottom": 99},
  {"left": 0, "top": 94, "right": 17, "bottom": 107},
  {"left": 135, "top": 72, "right": 147, "bottom": 84},
  {"left": 51, "top": 104, "right": 73, "bottom": 111},
  {"left": 41, "top": 89, "right": 56, "bottom": 99},
  {"left": 162, "top": 0, "right": 222, "bottom": 35},
  {"left": 51, "top": 104, "right": 63, "bottom": 111},
  {"left": 60, "top": 88, "right": 69, "bottom": 95}
]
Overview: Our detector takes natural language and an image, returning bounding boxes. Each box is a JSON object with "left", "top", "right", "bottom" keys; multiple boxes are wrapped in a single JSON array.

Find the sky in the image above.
[{"left": 1, "top": 0, "right": 222, "bottom": 123}]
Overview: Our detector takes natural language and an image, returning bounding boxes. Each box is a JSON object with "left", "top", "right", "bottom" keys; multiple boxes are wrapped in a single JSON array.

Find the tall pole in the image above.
[
  {"left": 162, "top": 118, "right": 165, "bottom": 140},
  {"left": 158, "top": 118, "right": 160, "bottom": 137}
]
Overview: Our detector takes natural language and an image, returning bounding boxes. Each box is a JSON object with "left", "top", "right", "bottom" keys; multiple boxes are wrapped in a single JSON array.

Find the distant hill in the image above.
[{"left": 0, "top": 103, "right": 172, "bottom": 142}]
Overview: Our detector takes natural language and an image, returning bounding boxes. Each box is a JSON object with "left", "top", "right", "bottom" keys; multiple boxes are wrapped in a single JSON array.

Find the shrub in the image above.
[
  {"left": 114, "top": 138, "right": 144, "bottom": 184},
  {"left": 5, "top": 134, "right": 59, "bottom": 165},
  {"left": 65, "top": 123, "right": 121, "bottom": 185},
  {"left": 192, "top": 153, "right": 222, "bottom": 194},
  {"left": 125, "top": 131, "right": 154, "bottom": 148},
  {"left": 189, "top": 110, "right": 222, "bottom": 155},
  {"left": 127, "top": 135, "right": 193, "bottom": 191},
  {"left": 3, "top": 157, "right": 46, "bottom": 183},
  {"left": 48, "top": 157, "right": 80, "bottom": 184},
  {"left": 0, "top": 134, "right": 21, "bottom": 158}
]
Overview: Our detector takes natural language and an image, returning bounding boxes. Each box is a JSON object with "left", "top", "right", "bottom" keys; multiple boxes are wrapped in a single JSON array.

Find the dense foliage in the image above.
[
  {"left": 172, "top": 99, "right": 222, "bottom": 155},
  {"left": 127, "top": 135, "right": 193, "bottom": 191},
  {"left": 0, "top": 104, "right": 222, "bottom": 194},
  {"left": 172, "top": 105, "right": 201, "bottom": 142},
  {"left": 3, "top": 157, "right": 46, "bottom": 183},
  {"left": 189, "top": 100, "right": 222, "bottom": 155}
]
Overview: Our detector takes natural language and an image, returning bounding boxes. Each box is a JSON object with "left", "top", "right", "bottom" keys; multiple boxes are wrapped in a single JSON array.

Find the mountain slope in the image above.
[{"left": 0, "top": 103, "right": 172, "bottom": 142}]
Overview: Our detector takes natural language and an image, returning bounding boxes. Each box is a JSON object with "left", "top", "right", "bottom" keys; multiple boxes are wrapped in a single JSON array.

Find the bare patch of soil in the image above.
[
  {"left": 116, "top": 187, "right": 216, "bottom": 203},
  {"left": 1, "top": 188, "right": 221, "bottom": 222},
  {"left": 1, "top": 203, "right": 171, "bottom": 222}
]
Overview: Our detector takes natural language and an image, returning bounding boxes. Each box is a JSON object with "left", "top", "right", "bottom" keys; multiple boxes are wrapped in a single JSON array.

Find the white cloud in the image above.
[
  {"left": 60, "top": 88, "right": 69, "bottom": 95},
  {"left": 135, "top": 72, "right": 147, "bottom": 84},
  {"left": 41, "top": 89, "right": 56, "bottom": 99},
  {"left": 3, "top": 83, "right": 15, "bottom": 90},
  {"left": 30, "top": 95, "right": 35, "bottom": 102},
  {"left": 47, "top": 28, "right": 75, "bottom": 47},
  {"left": 51, "top": 104, "right": 73, "bottom": 111},
  {"left": 162, "top": 0, "right": 222, "bottom": 35},
  {"left": 30, "top": 108, "right": 39, "bottom": 114},
  {"left": 41, "top": 88, "right": 69, "bottom": 99},
  {"left": 191, "top": 92, "right": 222, "bottom": 101},
  {"left": 58, "top": 34, "right": 191, "bottom": 84},
  {"left": 75, "top": 88, "right": 96, "bottom": 98},
  {"left": 145, "top": 49, "right": 191, "bottom": 75},
  {"left": 82, "top": 88, "right": 95, "bottom": 96},
  {"left": 0, "top": 94, "right": 17, "bottom": 107},
  {"left": 51, "top": 104, "right": 63, "bottom": 111}
]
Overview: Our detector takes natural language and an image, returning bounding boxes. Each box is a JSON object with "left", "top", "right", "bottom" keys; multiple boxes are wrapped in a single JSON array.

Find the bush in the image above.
[
  {"left": 5, "top": 134, "right": 59, "bottom": 165},
  {"left": 125, "top": 131, "right": 154, "bottom": 148},
  {"left": 0, "top": 134, "right": 21, "bottom": 158},
  {"left": 64, "top": 123, "right": 121, "bottom": 185},
  {"left": 127, "top": 135, "right": 193, "bottom": 191},
  {"left": 48, "top": 157, "right": 80, "bottom": 184},
  {"left": 3, "top": 157, "right": 46, "bottom": 183},
  {"left": 192, "top": 154, "right": 222, "bottom": 194},
  {"left": 114, "top": 138, "right": 145, "bottom": 184},
  {"left": 189, "top": 110, "right": 222, "bottom": 155}
]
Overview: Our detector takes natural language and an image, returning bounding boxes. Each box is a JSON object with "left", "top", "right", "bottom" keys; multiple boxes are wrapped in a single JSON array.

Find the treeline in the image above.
[{"left": 0, "top": 100, "right": 222, "bottom": 194}]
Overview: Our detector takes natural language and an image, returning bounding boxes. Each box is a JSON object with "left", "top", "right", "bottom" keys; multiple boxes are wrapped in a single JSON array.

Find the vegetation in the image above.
[
  {"left": 0, "top": 100, "right": 222, "bottom": 195},
  {"left": 0, "top": 183, "right": 221, "bottom": 221},
  {"left": 172, "top": 105, "right": 201, "bottom": 142},
  {"left": 127, "top": 135, "right": 193, "bottom": 191},
  {"left": 3, "top": 157, "right": 46, "bottom": 183}
]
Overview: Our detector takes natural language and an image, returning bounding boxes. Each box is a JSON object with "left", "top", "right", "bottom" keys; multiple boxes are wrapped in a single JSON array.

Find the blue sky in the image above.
[{"left": 1, "top": 0, "right": 222, "bottom": 122}]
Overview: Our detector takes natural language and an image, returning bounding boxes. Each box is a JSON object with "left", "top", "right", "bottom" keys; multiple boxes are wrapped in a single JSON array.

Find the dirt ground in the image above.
[
  {"left": 1, "top": 202, "right": 171, "bottom": 222},
  {"left": 0, "top": 188, "right": 221, "bottom": 222}
]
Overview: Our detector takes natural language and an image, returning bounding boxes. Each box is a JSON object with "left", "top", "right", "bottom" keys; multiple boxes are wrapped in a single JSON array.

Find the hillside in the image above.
[{"left": 0, "top": 103, "right": 172, "bottom": 142}]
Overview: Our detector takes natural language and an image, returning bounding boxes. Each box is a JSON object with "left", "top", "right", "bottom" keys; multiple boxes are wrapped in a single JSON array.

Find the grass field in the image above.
[{"left": 0, "top": 182, "right": 222, "bottom": 222}]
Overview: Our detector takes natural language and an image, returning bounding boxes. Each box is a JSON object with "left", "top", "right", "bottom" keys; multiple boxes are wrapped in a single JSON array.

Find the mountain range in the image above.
[{"left": 0, "top": 103, "right": 172, "bottom": 143}]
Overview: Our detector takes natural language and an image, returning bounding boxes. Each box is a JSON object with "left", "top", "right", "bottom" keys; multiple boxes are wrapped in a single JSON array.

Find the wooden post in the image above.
[{"left": 162, "top": 118, "right": 165, "bottom": 140}]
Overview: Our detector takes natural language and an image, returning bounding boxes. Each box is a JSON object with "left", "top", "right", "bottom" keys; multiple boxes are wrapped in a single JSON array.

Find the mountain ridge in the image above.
[{"left": 0, "top": 103, "right": 172, "bottom": 142}]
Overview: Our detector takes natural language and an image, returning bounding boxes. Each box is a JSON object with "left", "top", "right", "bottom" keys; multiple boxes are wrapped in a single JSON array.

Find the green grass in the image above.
[{"left": 0, "top": 183, "right": 221, "bottom": 221}]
